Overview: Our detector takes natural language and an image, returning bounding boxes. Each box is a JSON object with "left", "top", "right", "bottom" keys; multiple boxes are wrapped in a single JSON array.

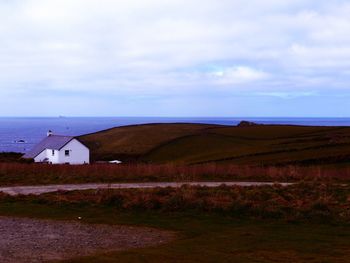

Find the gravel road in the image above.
[
  {"left": 0, "top": 182, "right": 292, "bottom": 196},
  {"left": 0, "top": 216, "right": 175, "bottom": 263}
]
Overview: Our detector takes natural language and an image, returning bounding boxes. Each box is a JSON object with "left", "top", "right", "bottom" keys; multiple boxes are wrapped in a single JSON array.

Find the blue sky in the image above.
[{"left": 1, "top": 0, "right": 350, "bottom": 117}]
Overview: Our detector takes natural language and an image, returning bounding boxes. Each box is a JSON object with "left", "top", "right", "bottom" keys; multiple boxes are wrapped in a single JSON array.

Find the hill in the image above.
[
  {"left": 78, "top": 123, "right": 221, "bottom": 162},
  {"left": 78, "top": 123, "right": 350, "bottom": 165}
]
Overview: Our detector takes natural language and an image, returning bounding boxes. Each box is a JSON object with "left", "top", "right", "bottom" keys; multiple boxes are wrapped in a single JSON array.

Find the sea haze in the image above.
[{"left": 1, "top": 117, "right": 350, "bottom": 153}]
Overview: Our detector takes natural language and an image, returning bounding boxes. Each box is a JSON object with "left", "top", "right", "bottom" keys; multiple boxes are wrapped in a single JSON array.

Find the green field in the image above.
[{"left": 79, "top": 123, "right": 350, "bottom": 165}]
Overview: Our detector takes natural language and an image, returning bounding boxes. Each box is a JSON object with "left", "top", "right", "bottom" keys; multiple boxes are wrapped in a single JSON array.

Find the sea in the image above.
[{"left": 1, "top": 117, "right": 350, "bottom": 153}]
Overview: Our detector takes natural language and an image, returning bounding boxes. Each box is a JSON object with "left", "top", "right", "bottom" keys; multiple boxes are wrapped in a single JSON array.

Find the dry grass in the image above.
[
  {"left": 6, "top": 182, "right": 350, "bottom": 223},
  {"left": 1, "top": 163, "right": 350, "bottom": 186}
]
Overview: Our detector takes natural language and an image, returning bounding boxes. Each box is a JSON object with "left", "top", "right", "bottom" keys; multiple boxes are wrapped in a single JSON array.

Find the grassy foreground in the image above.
[
  {"left": 0, "top": 200, "right": 350, "bottom": 262},
  {"left": 1, "top": 183, "right": 350, "bottom": 262},
  {"left": 4, "top": 183, "right": 350, "bottom": 222}
]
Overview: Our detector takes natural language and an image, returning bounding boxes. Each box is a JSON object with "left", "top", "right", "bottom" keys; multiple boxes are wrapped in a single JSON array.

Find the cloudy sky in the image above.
[{"left": 1, "top": 0, "right": 350, "bottom": 117}]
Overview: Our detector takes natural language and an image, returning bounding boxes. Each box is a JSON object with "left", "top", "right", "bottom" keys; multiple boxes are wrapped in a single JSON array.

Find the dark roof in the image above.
[{"left": 23, "top": 135, "right": 75, "bottom": 159}]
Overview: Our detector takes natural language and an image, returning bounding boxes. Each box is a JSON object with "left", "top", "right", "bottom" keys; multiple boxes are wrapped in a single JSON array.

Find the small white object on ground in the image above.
[{"left": 109, "top": 160, "right": 122, "bottom": 164}]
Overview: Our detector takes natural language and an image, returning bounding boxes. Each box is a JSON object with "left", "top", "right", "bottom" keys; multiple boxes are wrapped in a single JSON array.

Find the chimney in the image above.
[{"left": 47, "top": 130, "right": 53, "bottom": 137}]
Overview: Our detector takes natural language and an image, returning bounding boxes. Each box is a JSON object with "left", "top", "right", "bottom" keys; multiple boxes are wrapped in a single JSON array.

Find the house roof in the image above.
[{"left": 23, "top": 135, "right": 76, "bottom": 159}]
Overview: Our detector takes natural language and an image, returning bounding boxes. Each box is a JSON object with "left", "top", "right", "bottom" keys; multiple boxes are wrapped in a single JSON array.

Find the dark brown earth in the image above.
[
  {"left": 0, "top": 217, "right": 175, "bottom": 263},
  {"left": 0, "top": 182, "right": 292, "bottom": 196}
]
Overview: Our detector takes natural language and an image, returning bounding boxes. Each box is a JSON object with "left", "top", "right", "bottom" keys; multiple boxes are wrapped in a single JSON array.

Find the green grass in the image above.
[
  {"left": 0, "top": 201, "right": 350, "bottom": 262},
  {"left": 78, "top": 123, "right": 350, "bottom": 165}
]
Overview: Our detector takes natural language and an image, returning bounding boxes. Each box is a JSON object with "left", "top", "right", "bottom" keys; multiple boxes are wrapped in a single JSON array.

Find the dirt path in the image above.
[
  {"left": 0, "top": 182, "right": 292, "bottom": 196},
  {"left": 0, "top": 216, "right": 174, "bottom": 263}
]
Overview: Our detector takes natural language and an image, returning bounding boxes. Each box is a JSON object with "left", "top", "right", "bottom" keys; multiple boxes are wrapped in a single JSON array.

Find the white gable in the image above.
[{"left": 59, "top": 139, "right": 90, "bottom": 164}]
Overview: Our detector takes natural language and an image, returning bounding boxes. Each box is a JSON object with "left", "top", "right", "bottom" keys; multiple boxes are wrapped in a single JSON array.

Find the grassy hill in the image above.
[
  {"left": 79, "top": 123, "right": 350, "bottom": 165},
  {"left": 79, "top": 123, "right": 221, "bottom": 162}
]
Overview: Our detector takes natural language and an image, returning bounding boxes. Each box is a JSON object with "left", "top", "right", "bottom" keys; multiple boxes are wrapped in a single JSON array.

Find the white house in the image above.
[{"left": 23, "top": 131, "right": 90, "bottom": 164}]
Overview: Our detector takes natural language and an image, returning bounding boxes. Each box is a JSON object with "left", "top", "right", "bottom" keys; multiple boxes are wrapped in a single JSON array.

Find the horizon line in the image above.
[{"left": 0, "top": 116, "right": 350, "bottom": 119}]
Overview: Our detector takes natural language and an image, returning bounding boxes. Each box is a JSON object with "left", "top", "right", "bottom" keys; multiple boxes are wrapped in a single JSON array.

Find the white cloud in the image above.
[
  {"left": 256, "top": 91, "right": 317, "bottom": 99},
  {"left": 211, "top": 66, "right": 270, "bottom": 85},
  {"left": 1, "top": 0, "right": 350, "bottom": 115}
]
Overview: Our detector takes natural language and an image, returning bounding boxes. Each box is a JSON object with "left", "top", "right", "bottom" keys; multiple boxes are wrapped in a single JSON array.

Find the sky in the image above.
[{"left": 1, "top": 0, "right": 350, "bottom": 117}]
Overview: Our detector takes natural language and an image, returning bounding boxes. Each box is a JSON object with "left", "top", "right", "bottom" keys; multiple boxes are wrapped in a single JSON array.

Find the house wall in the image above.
[
  {"left": 48, "top": 149, "right": 60, "bottom": 164},
  {"left": 34, "top": 150, "right": 48, "bottom": 163},
  {"left": 58, "top": 139, "right": 90, "bottom": 164},
  {"left": 34, "top": 149, "right": 59, "bottom": 163}
]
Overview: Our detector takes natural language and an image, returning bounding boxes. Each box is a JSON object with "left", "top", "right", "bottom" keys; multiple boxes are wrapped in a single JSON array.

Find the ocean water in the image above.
[{"left": 1, "top": 117, "right": 350, "bottom": 153}]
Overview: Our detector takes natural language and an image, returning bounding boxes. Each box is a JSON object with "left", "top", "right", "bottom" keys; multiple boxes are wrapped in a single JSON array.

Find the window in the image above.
[
  {"left": 52, "top": 150, "right": 55, "bottom": 156},
  {"left": 65, "top": 150, "right": 70, "bottom": 156}
]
